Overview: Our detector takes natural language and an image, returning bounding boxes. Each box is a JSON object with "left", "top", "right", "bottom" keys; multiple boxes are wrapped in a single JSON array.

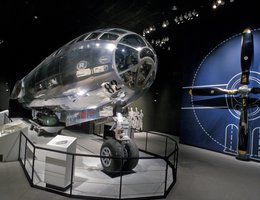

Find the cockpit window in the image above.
[
  {"left": 109, "top": 29, "right": 127, "bottom": 34},
  {"left": 119, "top": 34, "right": 146, "bottom": 48},
  {"left": 115, "top": 44, "right": 155, "bottom": 90},
  {"left": 86, "top": 32, "right": 101, "bottom": 40},
  {"left": 76, "top": 33, "right": 90, "bottom": 42},
  {"left": 115, "top": 44, "right": 138, "bottom": 72},
  {"left": 140, "top": 48, "right": 155, "bottom": 62},
  {"left": 99, "top": 33, "right": 119, "bottom": 41},
  {"left": 136, "top": 60, "right": 155, "bottom": 89}
]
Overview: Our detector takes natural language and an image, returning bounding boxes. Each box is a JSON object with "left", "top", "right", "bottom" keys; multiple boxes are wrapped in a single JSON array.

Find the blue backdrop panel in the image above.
[{"left": 181, "top": 29, "right": 260, "bottom": 161}]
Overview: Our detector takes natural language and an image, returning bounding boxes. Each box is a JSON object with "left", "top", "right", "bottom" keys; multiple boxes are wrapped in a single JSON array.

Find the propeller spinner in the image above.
[{"left": 189, "top": 28, "right": 259, "bottom": 160}]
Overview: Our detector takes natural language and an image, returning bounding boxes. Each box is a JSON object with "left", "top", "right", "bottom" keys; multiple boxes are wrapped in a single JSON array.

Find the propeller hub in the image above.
[{"left": 238, "top": 85, "right": 251, "bottom": 95}]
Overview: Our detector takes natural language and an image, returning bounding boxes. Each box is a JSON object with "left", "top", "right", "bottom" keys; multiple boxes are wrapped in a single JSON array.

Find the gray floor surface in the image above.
[{"left": 1, "top": 135, "right": 260, "bottom": 200}]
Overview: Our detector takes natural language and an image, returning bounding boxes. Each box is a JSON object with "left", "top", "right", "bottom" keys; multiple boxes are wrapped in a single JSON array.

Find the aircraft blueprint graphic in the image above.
[{"left": 181, "top": 29, "right": 260, "bottom": 161}]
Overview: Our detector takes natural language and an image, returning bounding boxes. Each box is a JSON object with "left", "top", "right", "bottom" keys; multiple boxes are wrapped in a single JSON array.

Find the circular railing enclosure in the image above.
[{"left": 18, "top": 130, "right": 178, "bottom": 200}]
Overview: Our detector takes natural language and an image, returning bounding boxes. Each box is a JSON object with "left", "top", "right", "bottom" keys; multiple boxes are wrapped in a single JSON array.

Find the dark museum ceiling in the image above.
[{"left": 0, "top": 0, "right": 259, "bottom": 87}]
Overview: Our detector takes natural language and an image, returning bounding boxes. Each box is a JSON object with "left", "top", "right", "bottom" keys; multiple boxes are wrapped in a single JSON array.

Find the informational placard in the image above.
[{"left": 45, "top": 135, "right": 77, "bottom": 190}]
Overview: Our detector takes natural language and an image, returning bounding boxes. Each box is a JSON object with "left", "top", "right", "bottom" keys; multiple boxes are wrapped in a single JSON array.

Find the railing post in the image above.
[
  {"left": 164, "top": 160, "right": 169, "bottom": 195},
  {"left": 18, "top": 132, "right": 22, "bottom": 160},
  {"left": 165, "top": 136, "right": 168, "bottom": 157},
  {"left": 164, "top": 136, "right": 169, "bottom": 195},
  {"left": 31, "top": 147, "right": 36, "bottom": 184},
  {"left": 175, "top": 145, "right": 179, "bottom": 180},
  {"left": 70, "top": 154, "right": 75, "bottom": 196},
  {"left": 145, "top": 131, "right": 148, "bottom": 151},
  {"left": 119, "top": 157, "right": 123, "bottom": 200},
  {"left": 24, "top": 139, "right": 27, "bottom": 167}
]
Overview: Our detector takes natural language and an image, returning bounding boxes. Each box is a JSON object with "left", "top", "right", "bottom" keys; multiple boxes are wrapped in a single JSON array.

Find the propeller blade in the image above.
[
  {"left": 237, "top": 97, "right": 249, "bottom": 160},
  {"left": 250, "top": 87, "right": 260, "bottom": 94},
  {"left": 240, "top": 28, "right": 253, "bottom": 85},
  {"left": 189, "top": 87, "right": 238, "bottom": 96}
]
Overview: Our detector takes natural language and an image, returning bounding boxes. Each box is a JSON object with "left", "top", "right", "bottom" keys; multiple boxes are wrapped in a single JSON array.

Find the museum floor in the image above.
[{"left": 1, "top": 132, "right": 260, "bottom": 200}]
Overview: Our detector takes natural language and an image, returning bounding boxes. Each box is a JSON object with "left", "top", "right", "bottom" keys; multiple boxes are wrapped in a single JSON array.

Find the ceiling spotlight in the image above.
[
  {"left": 149, "top": 25, "right": 156, "bottom": 31},
  {"left": 155, "top": 39, "right": 160, "bottom": 46},
  {"left": 172, "top": 5, "right": 178, "bottom": 11},
  {"left": 162, "top": 20, "right": 169, "bottom": 28},
  {"left": 179, "top": 15, "right": 184, "bottom": 23},
  {"left": 213, "top": 0, "right": 225, "bottom": 9},
  {"left": 184, "top": 13, "right": 188, "bottom": 19},
  {"left": 162, "top": 36, "right": 169, "bottom": 42},
  {"left": 192, "top": 9, "right": 199, "bottom": 17},
  {"left": 188, "top": 11, "right": 193, "bottom": 20},
  {"left": 174, "top": 16, "right": 179, "bottom": 24}
]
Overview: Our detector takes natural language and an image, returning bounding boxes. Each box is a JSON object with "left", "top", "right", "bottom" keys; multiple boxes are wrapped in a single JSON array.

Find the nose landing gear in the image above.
[{"left": 100, "top": 108, "right": 139, "bottom": 173}]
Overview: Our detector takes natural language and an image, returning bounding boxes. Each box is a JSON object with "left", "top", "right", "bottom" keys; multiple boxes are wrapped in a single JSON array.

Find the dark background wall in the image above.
[{"left": 0, "top": 81, "right": 10, "bottom": 111}]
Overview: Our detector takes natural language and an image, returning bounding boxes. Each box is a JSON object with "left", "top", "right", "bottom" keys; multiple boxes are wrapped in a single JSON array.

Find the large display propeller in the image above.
[
  {"left": 189, "top": 87, "right": 238, "bottom": 96},
  {"left": 240, "top": 28, "right": 253, "bottom": 85},
  {"left": 189, "top": 28, "right": 260, "bottom": 160},
  {"left": 238, "top": 96, "right": 249, "bottom": 158}
]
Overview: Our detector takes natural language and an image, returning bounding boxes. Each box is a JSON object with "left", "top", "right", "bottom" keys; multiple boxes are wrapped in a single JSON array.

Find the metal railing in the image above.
[{"left": 18, "top": 130, "right": 178, "bottom": 199}]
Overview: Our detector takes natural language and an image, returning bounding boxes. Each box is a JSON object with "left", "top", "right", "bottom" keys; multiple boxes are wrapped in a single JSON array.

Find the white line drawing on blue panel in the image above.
[
  {"left": 224, "top": 124, "right": 238, "bottom": 155},
  {"left": 250, "top": 127, "right": 260, "bottom": 160}
]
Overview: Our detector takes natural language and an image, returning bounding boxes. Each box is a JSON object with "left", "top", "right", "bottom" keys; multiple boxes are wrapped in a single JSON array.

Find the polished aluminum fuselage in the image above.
[{"left": 11, "top": 28, "right": 157, "bottom": 125}]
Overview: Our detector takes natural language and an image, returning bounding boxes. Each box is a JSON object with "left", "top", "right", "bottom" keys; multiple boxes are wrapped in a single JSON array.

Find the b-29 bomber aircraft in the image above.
[{"left": 10, "top": 28, "right": 158, "bottom": 172}]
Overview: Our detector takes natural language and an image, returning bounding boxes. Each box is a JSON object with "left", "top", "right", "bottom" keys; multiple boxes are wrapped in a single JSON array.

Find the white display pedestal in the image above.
[
  {"left": 44, "top": 135, "right": 77, "bottom": 191},
  {"left": 0, "top": 110, "right": 9, "bottom": 126},
  {"left": 0, "top": 119, "right": 28, "bottom": 162}
]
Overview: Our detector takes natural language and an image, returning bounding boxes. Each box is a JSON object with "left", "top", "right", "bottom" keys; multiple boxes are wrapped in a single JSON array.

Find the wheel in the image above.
[
  {"left": 123, "top": 139, "right": 139, "bottom": 171},
  {"left": 100, "top": 138, "right": 124, "bottom": 173}
]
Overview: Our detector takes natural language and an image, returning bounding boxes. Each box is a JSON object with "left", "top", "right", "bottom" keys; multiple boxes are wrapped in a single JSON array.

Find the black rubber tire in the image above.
[
  {"left": 123, "top": 139, "right": 139, "bottom": 171},
  {"left": 100, "top": 138, "right": 124, "bottom": 173}
]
